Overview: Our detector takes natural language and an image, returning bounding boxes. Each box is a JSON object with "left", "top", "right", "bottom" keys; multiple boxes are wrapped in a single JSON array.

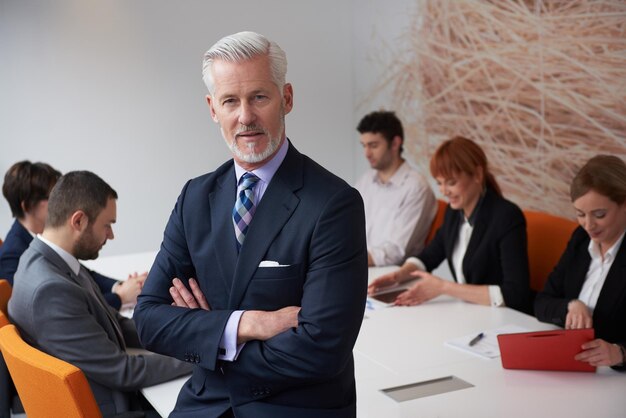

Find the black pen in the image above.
[{"left": 468, "top": 332, "right": 484, "bottom": 347}]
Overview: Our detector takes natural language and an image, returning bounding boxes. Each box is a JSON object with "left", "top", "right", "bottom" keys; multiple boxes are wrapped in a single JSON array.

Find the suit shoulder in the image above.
[
  {"left": 177, "top": 160, "right": 234, "bottom": 198},
  {"left": 301, "top": 154, "right": 351, "bottom": 193},
  {"left": 568, "top": 226, "right": 589, "bottom": 248},
  {"left": 491, "top": 193, "right": 525, "bottom": 220}
]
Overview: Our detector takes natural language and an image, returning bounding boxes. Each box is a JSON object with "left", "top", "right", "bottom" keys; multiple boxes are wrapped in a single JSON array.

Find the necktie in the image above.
[{"left": 233, "top": 172, "right": 260, "bottom": 251}]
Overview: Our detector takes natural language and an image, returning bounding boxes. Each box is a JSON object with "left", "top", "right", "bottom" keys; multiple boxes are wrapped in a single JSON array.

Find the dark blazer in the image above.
[
  {"left": 134, "top": 142, "right": 368, "bottom": 418},
  {"left": 418, "top": 187, "right": 531, "bottom": 313},
  {"left": 535, "top": 226, "right": 626, "bottom": 369},
  {"left": 0, "top": 220, "right": 121, "bottom": 309},
  {"left": 8, "top": 238, "right": 192, "bottom": 415}
]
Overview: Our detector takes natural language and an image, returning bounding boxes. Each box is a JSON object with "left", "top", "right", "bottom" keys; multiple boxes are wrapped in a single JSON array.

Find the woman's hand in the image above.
[
  {"left": 575, "top": 339, "right": 624, "bottom": 367},
  {"left": 565, "top": 300, "right": 593, "bottom": 329},
  {"left": 394, "top": 271, "right": 445, "bottom": 306},
  {"left": 368, "top": 271, "right": 400, "bottom": 295}
]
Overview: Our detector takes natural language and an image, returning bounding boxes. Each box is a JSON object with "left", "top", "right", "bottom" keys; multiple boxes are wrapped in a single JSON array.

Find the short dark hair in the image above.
[
  {"left": 2, "top": 161, "right": 61, "bottom": 219},
  {"left": 46, "top": 171, "right": 118, "bottom": 228},
  {"left": 570, "top": 155, "right": 626, "bottom": 204},
  {"left": 357, "top": 110, "right": 404, "bottom": 153}
]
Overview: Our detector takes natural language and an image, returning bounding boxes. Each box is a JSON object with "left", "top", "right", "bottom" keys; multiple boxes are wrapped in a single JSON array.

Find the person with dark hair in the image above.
[
  {"left": 8, "top": 171, "right": 192, "bottom": 416},
  {"left": 0, "top": 161, "right": 143, "bottom": 310},
  {"left": 368, "top": 136, "right": 531, "bottom": 313},
  {"left": 355, "top": 111, "right": 437, "bottom": 266},
  {"left": 133, "top": 31, "right": 367, "bottom": 417},
  {"left": 535, "top": 155, "right": 626, "bottom": 370}
]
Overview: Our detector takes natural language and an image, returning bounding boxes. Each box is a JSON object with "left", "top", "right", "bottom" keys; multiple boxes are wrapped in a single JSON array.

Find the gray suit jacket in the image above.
[{"left": 8, "top": 237, "right": 192, "bottom": 415}]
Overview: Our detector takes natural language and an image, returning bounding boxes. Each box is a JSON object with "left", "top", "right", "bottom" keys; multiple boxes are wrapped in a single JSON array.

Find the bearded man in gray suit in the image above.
[{"left": 8, "top": 171, "right": 192, "bottom": 416}]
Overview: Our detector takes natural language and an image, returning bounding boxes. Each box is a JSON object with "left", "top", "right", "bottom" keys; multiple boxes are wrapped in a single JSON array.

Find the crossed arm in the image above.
[{"left": 169, "top": 277, "right": 300, "bottom": 344}]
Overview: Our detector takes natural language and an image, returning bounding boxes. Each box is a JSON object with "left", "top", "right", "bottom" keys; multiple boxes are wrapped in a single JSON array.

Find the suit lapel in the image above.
[
  {"left": 31, "top": 238, "right": 126, "bottom": 349},
  {"left": 228, "top": 144, "right": 302, "bottom": 309},
  {"left": 464, "top": 190, "right": 493, "bottom": 264},
  {"left": 209, "top": 169, "right": 239, "bottom": 292}
]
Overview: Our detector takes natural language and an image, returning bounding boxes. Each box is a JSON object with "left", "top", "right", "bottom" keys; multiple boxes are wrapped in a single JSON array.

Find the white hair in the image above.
[{"left": 202, "top": 31, "right": 287, "bottom": 95}]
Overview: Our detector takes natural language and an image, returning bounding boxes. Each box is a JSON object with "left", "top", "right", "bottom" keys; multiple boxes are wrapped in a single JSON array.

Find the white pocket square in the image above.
[{"left": 258, "top": 260, "right": 289, "bottom": 267}]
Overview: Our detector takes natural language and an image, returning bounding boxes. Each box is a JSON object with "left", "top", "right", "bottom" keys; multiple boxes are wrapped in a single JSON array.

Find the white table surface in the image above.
[{"left": 88, "top": 255, "right": 626, "bottom": 417}]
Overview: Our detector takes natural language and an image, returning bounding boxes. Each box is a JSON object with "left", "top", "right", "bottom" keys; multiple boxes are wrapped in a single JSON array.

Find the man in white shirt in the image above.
[{"left": 355, "top": 110, "right": 437, "bottom": 266}]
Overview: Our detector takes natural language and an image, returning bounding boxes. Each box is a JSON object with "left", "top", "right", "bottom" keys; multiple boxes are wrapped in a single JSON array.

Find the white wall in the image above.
[{"left": 0, "top": 0, "right": 356, "bottom": 256}]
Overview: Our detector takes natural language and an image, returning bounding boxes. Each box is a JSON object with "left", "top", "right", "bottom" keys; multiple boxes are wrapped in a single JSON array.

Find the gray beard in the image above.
[{"left": 227, "top": 131, "right": 282, "bottom": 164}]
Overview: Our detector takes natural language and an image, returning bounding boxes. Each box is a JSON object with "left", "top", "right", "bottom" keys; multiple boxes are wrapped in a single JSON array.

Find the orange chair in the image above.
[
  {"left": 524, "top": 210, "right": 578, "bottom": 293},
  {"left": 424, "top": 200, "right": 447, "bottom": 246},
  {"left": 0, "top": 279, "right": 11, "bottom": 318},
  {"left": 0, "top": 279, "right": 16, "bottom": 417},
  {"left": 0, "top": 324, "right": 103, "bottom": 418}
]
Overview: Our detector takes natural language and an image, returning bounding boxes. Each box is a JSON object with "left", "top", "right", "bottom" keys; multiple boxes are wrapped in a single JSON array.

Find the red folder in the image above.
[{"left": 497, "top": 328, "right": 596, "bottom": 372}]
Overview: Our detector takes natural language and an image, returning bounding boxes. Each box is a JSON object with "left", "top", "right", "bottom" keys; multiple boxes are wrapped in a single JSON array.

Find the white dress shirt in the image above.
[
  {"left": 356, "top": 162, "right": 436, "bottom": 266},
  {"left": 578, "top": 230, "right": 625, "bottom": 311}
]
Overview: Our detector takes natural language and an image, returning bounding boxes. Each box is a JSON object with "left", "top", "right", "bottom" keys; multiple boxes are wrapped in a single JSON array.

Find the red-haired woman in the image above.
[{"left": 368, "top": 136, "right": 531, "bottom": 313}]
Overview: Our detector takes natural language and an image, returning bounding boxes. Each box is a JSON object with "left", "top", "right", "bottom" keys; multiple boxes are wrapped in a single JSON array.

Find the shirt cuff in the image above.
[
  {"left": 488, "top": 285, "right": 505, "bottom": 307},
  {"left": 111, "top": 281, "right": 120, "bottom": 293},
  {"left": 405, "top": 257, "right": 426, "bottom": 271},
  {"left": 218, "top": 310, "right": 246, "bottom": 362}
]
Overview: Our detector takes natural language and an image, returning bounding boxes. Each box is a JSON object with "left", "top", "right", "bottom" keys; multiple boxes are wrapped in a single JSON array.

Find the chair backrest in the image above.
[
  {"left": 0, "top": 324, "right": 102, "bottom": 418},
  {"left": 424, "top": 200, "right": 447, "bottom": 246},
  {"left": 0, "top": 279, "right": 12, "bottom": 319},
  {"left": 524, "top": 210, "right": 578, "bottom": 292}
]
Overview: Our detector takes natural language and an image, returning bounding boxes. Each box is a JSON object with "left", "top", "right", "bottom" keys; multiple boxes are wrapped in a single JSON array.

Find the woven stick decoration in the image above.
[{"left": 392, "top": 0, "right": 626, "bottom": 216}]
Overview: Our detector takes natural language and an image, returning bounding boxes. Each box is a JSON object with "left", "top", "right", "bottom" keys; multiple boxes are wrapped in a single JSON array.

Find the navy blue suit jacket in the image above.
[
  {"left": 418, "top": 187, "right": 532, "bottom": 313},
  {"left": 0, "top": 220, "right": 121, "bottom": 309},
  {"left": 134, "top": 143, "right": 368, "bottom": 418},
  {"left": 535, "top": 226, "right": 626, "bottom": 370}
]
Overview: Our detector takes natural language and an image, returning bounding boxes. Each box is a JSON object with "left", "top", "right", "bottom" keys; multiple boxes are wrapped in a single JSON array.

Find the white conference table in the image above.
[{"left": 86, "top": 255, "right": 626, "bottom": 417}]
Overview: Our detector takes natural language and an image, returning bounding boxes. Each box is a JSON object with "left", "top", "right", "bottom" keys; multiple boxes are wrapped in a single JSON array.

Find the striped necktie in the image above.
[{"left": 233, "top": 172, "right": 260, "bottom": 251}]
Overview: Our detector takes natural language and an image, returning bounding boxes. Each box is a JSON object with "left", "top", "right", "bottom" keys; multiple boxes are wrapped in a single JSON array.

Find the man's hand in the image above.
[
  {"left": 170, "top": 278, "right": 211, "bottom": 310},
  {"left": 114, "top": 272, "right": 147, "bottom": 305},
  {"left": 237, "top": 306, "right": 301, "bottom": 344},
  {"left": 566, "top": 300, "right": 593, "bottom": 329}
]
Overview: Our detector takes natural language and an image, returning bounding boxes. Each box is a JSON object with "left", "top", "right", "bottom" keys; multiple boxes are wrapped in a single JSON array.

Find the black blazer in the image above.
[
  {"left": 0, "top": 219, "right": 122, "bottom": 309},
  {"left": 417, "top": 187, "right": 531, "bottom": 313},
  {"left": 535, "top": 226, "right": 626, "bottom": 355}
]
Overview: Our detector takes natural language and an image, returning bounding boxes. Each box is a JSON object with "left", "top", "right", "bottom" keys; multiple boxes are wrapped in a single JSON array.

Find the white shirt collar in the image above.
[
  {"left": 234, "top": 137, "right": 289, "bottom": 185},
  {"left": 372, "top": 161, "right": 409, "bottom": 186},
  {"left": 587, "top": 229, "right": 625, "bottom": 263},
  {"left": 37, "top": 234, "right": 81, "bottom": 276}
]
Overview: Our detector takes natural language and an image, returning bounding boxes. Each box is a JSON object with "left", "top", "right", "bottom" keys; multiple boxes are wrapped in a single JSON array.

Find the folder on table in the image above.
[{"left": 497, "top": 328, "right": 595, "bottom": 372}]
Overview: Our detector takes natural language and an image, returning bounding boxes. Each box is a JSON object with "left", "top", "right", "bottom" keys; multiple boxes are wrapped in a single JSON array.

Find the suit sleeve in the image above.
[
  {"left": 133, "top": 180, "right": 234, "bottom": 372},
  {"left": 416, "top": 207, "right": 451, "bottom": 272},
  {"left": 29, "top": 279, "right": 192, "bottom": 391},
  {"left": 0, "top": 245, "right": 20, "bottom": 285},
  {"left": 225, "top": 186, "right": 368, "bottom": 405},
  {"left": 497, "top": 207, "right": 532, "bottom": 313},
  {"left": 534, "top": 230, "right": 579, "bottom": 326}
]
